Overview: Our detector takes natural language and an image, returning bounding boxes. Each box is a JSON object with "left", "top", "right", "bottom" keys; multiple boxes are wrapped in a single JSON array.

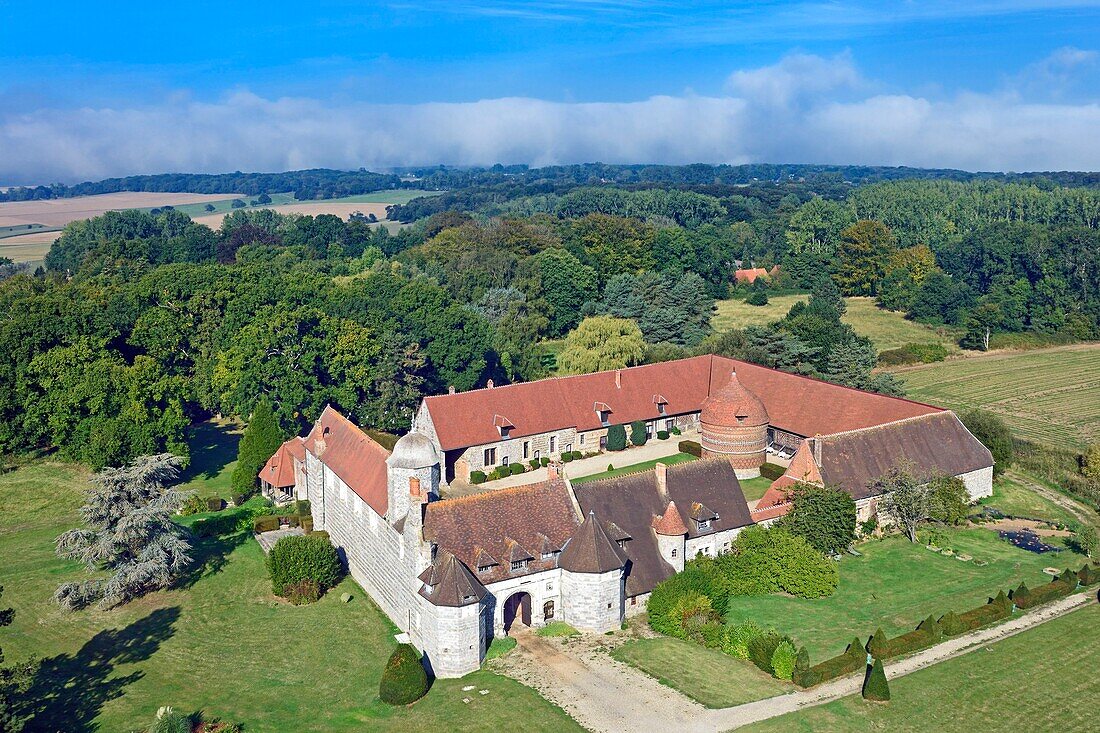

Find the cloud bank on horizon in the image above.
[{"left": 2, "top": 50, "right": 1099, "bottom": 184}]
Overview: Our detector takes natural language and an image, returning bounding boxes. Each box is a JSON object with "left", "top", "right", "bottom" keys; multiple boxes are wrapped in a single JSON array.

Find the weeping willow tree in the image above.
[{"left": 55, "top": 453, "right": 192, "bottom": 610}]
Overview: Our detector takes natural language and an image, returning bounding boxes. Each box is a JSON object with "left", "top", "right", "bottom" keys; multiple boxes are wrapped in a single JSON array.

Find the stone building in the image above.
[{"left": 263, "top": 354, "right": 995, "bottom": 678}]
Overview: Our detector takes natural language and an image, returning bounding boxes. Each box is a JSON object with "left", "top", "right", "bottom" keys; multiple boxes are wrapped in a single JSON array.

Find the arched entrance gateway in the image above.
[{"left": 502, "top": 591, "right": 531, "bottom": 633}]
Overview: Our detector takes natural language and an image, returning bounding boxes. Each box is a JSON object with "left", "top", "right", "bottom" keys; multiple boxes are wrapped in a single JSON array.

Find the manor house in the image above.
[{"left": 259, "top": 354, "right": 993, "bottom": 677}]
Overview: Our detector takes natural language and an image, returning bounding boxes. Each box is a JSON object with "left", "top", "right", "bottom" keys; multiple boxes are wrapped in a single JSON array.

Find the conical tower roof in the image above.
[
  {"left": 417, "top": 550, "right": 486, "bottom": 607},
  {"left": 651, "top": 500, "right": 688, "bottom": 536},
  {"left": 701, "top": 369, "right": 769, "bottom": 427},
  {"left": 559, "top": 511, "right": 627, "bottom": 574}
]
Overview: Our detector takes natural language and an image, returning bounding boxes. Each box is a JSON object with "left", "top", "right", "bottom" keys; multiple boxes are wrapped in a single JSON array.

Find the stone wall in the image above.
[
  {"left": 484, "top": 568, "right": 563, "bottom": 633},
  {"left": 959, "top": 466, "right": 994, "bottom": 501},
  {"left": 561, "top": 568, "right": 624, "bottom": 633},
  {"left": 415, "top": 594, "right": 485, "bottom": 678},
  {"left": 685, "top": 526, "right": 744, "bottom": 559}
]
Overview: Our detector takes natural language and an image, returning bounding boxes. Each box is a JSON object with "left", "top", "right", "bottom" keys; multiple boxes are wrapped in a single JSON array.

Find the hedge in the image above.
[
  {"left": 206, "top": 497, "right": 225, "bottom": 512},
  {"left": 606, "top": 424, "right": 628, "bottom": 451},
  {"left": 793, "top": 637, "right": 865, "bottom": 688},
  {"left": 759, "top": 462, "right": 786, "bottom": 481},
  {"left": 267, "top": 533, "right": 343, "bottom": 598},
  {"left": 630, "top": 420, "right": 648, "bottom": 447},
  {"left": 678, "top": 440, "right": 702, "bottom": 457},
  {"left": 470, "top": 470, "right": 487, "bottom": 484},
  {"left": 955, "top": 596, "right": 1011, "bottom": 631},
  {"left": 1078, "top": 563, "right": 1100, "bottom": 585},
  {"left": 1012, "top": 576, "right": 1077, "bottom": 610},
  {"left": 747, "top": 630, "right": 785, "bottom": 673},
  {"left": 657, "top": 430, "right": 670, "bottom": 440},
  {"left": 379, "top": 644, "right": 430, "bottom": 705}
]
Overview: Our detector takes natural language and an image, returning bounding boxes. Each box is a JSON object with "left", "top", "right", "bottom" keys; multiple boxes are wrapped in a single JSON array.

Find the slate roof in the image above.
[
  {"left": 417, "top": 550, "right": 487, "bottom": 607},
  {"left": 572, "top": 458, "right": 754, "bottom": 596},
  {"left": 559, "top": 511, "right": 628, "bottom": 574},
  {"left": 421, "top": 355, "right": 942, "bottom": 451},
  {"left": 259, "top": 436, "right": 306, "bottom": 489},
  {"left": 423, "top": 479, "right": 580, "bottom": 584},
  {"left": 813, "top": 411, "right": 994, "bottom": 500},
  {"left": 303, "top": 407, "right": 391, "bottom": 516}
]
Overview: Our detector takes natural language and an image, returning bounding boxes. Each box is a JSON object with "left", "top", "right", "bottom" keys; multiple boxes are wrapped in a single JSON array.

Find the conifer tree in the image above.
[
  {"left": 231, "top": 399, "right": 285, "bottom": 495},
  {"left": 862, "top": 658, "right": 890, "bottom": 702}
]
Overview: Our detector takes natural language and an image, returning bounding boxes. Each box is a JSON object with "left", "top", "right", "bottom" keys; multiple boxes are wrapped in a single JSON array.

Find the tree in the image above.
[
  {"left": 203, "top": 203, "right": 216, "bottom": 212},
  {"left": 876, "top": 466, "right": 929, "bottom": 542},
  {"left": 781, "top": 484, "right": 857, "bottom": 554},
  {"left": 1076, "top": 525, "right": 1098, "bottom": 559},
  {"left": 605, "top": 424, "right": 627, "bottom": 451},
  {"left": 1083, "top": 442, "right": 1100, "bottom": 482},
  {"left": 379, "top": 644, "right": 430, "bottom": 705},
  {"left": 834, "top": 220, "right": 897, "bottom": 296},
  {"left": 230, "top": 198, "right": 247, "bottom": 209},
  {"left": 960, "top": 410, "right": 1014, "bottom": 476},
  {"left": 629, "top": 420, "right": 648, "bottom": 446},
  {"left": 232, "top": 399, "right": 285, "bottom": 495},
  {"left": 557, "top": 316, "right": 644, "bottom": 375},
  {"left": 862, "top": 658, "right": 890, "bottom": 702},
  {"left": 927, "top": 475, "right": 970, "bottom": 525},
  {"left": 529, "top": 248, "right": 597, "bottom": 337},
  {"left": 746, "top": 278, "right": 769, "bottom": 306},
  {"left": 55, "top": 454, "right": 192, "bottom": 610}
]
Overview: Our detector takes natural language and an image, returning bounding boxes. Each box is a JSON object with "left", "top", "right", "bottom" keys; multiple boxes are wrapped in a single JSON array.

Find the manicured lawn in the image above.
[
  {"left": 611, "top": 637, "right": 787, "bottom": 708},
  {"left": 0, "top": 461, "right": 582, "bottom": 732},
  {"left": 177, "top": 418, "right": 243, "bottom": 500},
  {"left": 980, "top": 472, "right": 1080, "bottom": 526},
  {"left": 741, "top": 604, "right": 1100, "bottom": 733},
  {"left": 739, "top": 476, "right": 773, "bottom": 502},
  {"left": 896, "top": 343, "right": 1100, "bottom": 449},
  {"left": 713, "top": 296, "right": 958, "bottom": 353},
  {"left": 723, "top": 529, "right": 1086, "bottom": 660},
  {"left": 570, "top": 452, "right": 698, "bottom": 484}
]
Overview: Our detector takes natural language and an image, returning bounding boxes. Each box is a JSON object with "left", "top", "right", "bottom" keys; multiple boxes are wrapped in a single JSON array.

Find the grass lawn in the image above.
[
  {"left": 896, "top": 343, "right": 1100, "bottom": 450},
  {"left": 0, "top": 460, "right": 581, "bottom": 733},
  {"left": 980, "top": 472, "right": 1080, "bottom": 526},
  {"left": 712, "top": 296, "right": 959, "bottom": 353},
  {"left": 143, "top": 190, "right": 436, "bottom": 219},
  {"left": 741, "top": 603, "right": 1100, "bottom": 733},
  {"left": 177, "top": 418, "right": 243, "bottom": 500},
  {"left": 739, "top": 476, "right": 773, "bottom": 502},
  {"left": 611, "top": 637, "right": 787, "bottom": 708},
  {"left": 723, "top": 529, "right": 1086, "bottom": 661},
  {"left": 570, "top": 452, "right": 697, "bottom": 484}
]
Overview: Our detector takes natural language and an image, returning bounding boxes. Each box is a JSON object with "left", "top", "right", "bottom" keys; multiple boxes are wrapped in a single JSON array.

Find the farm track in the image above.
[{"left": 1005, "top": 470, "right": 1100, "bottom": 530}]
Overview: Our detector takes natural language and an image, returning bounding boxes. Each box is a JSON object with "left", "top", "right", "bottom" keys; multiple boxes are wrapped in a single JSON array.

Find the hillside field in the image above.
[
  {"left": 712, "top": 296, "right": 960, "bottom": 353},
  {"left": 896, "top": 343, "right": 1100, "bottom": 449}
]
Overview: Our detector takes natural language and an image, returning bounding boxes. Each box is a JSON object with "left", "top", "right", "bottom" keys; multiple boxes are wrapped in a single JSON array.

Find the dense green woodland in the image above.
[{"left": 2, "top": 170, "right": 1099, "bottom": 469}]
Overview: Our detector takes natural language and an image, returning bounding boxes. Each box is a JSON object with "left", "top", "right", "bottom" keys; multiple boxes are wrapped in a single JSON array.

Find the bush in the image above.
[
  {"left": 956, "top": 597, "right": 1011, "bottom": 630},
  {"left": 780, "top": 484, "right": 857, "bottom": 554},
  {"left": 746, "top": 288, "right": 769, "bottom": 306},
  {"left": 759, "top": 462, "right": 785, "bottom": 481},
  {"left": 285, "top": 578, "right": 320, "bottom": 605},
  {"left": 670, "top": 426, "right": 682, "bottom": 436},
  {"left": 150, "top": 706, "right": 191, "bottom": 733},
  {"left": 722, "top": 620, "right": 764, "bottom": 659},
  {"left": 470, "top": 470, "right": 487, "bottom": 484},
  {"left": 529, "top": 459, "right": 540, "bottom": 469},
  {"left": 647, "top": 562, "right": 729, "bottom": 637},
  {"left": 678, "top": 440, "right": 702, "bottom": 457},
  {"left": 607, "top": 463, "right": 614, "bottom": 471},
  {"left": 862, "top": 658, "right": 890, "bottom": 701},
  {"left": 1013, "top": 576, "right": 1076, "bottom": 609},
  {"left": 629, "top": 420, "right": 648, "bottom": 446},
  {"left": 878, "top": 342, "right": 949, "bottom": 366},
  {"left": 747, "top": 630, "right": 784, "bottom": 673},
  {"left": 178, "top": 494, "right": 208, "bottom": 516},
  {"left": 267, "top": 533, "right": 343, "bottom": 598},
  {"left": 509, "top": 462, "right": 525, "bottom": 475},
  {"left": 232, "top": 490, "right": 254, "bottom": 507},
  {"left": 606, "top": 424, "right": 628, "bottom": 451},
  {"left": 570, "top": 451, "right": 584, "bottom": 460},
  {"left": 657, "top": 430, "right": 670, "bottom": 440},
  {"left": 561, "top": 452, "right": 574, "bottom": 463},
  {"left": 300, "top": 515, "right": 314, "bottom": 533},
  {"left": 794, "top": 637, "right": 865, "bottom": 688},
  {"left": 917, "top": 614, "right": 942, "bottom": 642},
  {"left": 379, "top": 644, "right": 429, "bottom": 706},
  {"left": 717, "top": 526, "right": 838, "bottom": 599},
  {"left": 938, "top": 610, "right": 966, "bottom": 636},
  {"left": 193, "top": 508, "right": 248, "bottom": 538},
  {"left": 1078, "top": 564, "right": 1100, "bottom": 585},
  {"left": 253, "top": 515, "right": 280, "bottom": 533},
  {"left": 866, "top": 628, "right": 889, "bottom": 658},
  {"left": 540, "top": 456, "right": 551, "bottom": 467},
  {"left": 206, "top": 497, "right": 225, "bottom": 512},
  {"left": 771, "top": 640, "right": 798, "bottom": 680}
]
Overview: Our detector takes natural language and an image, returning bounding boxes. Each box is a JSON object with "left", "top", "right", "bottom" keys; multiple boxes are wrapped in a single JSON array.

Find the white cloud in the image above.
[{"left": 3, "top": 53, "right": 1100, "bottom": 184}]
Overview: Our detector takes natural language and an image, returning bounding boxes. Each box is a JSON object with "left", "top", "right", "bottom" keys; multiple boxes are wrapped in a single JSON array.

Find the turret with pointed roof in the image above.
[
  {"left": 560, "top": 511, "right": 628, "bottom": 574},
  {"left": 560, "top": 511, "right": 628, "bottom": 633}
]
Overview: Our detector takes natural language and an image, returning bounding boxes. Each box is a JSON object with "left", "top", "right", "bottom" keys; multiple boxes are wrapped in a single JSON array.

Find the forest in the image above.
[{"left": 1, "top": 168, "right": 1099, "bottom": 469}]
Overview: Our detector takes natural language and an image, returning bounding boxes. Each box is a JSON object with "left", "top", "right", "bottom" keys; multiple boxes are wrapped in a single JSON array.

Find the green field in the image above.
[
  {"left": 712, "top": 296, "right": 959, "bottom": 353},
  {"left": 897, "top": 343, "right": 1100, "bottom": 449},
  {"left": 723, "top": 529, "right": 1084, "bottom": 660},
  {"left": 570, "top": 452, "right": 697, "bottom": 484},
  {"left": 980, "top": 472, "right": 1081, "bottom": 525},
  {"left": 742, "top": 603, "right": 1100, "bottom": 733},
  {"left": 177, "top": 418, "right": 244, "bottom": 500},
  {"left": 143, "top": 189, "right": 434, "bottom": 219},
  {"left": 611, "top": 637, "right": 787, "bottom": 708},
  {"left": 0, "top": 460, "right": 581, "bottom": 732},
  {"left": 739, "top": 475, "right": 773, "bottom": 502}
]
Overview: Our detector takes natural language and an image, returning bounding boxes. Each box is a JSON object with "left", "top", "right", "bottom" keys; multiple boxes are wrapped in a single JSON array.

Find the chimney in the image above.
[
  {"left": 487, "top": 379, "right": 495, "bottom": 389},
  {"left": 655, "top": 461, "right": 668, "bottom": 497},
  {"left": 547, "top": 463, "right": 559, "bottom": 481},
  {"left": 409, "top": 477, "right": 421, "bottom": 499},
  {"left": 448, "top": 385, "right": 456, "bottom": 394},
  {"left": 615, "top": 369, "right": 622, "bottom": 389}
]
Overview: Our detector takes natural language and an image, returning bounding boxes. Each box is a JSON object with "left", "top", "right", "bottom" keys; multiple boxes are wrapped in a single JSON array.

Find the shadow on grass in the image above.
[
  {"left": 177, "top": 530, "right": 252, "bottom": 590},
  {"left": 19, "top": 606, "right": 181, "bottom": 732},
  {"left": 181, "top": 421, "right": 241, "bottom": 483}
]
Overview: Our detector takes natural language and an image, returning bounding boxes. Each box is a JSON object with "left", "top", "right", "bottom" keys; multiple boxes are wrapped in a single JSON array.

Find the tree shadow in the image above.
[
  {"left": 18, "top": 606, "right": 181, "bottom": 732},
  {"left": 181, "top": 421, "right": 241, "bottom": 483},
  {"left": 177, "top": 530, "right": 251, "bottom": 589}
]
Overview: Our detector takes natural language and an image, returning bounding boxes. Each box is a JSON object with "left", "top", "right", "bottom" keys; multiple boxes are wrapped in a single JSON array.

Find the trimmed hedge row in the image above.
[
  {"left": 678, "top": 440, "right": 702, "bottom": 457},
  {"left": 1012, "top": 572, "right": 1079, "bottom": 610},
  {"left": 254, "top": 514, "right": 314, "bottom": 533},
  {"left": 793, "top": 637, "right": 865, "bottom": 688},
  {"left": 759, "top": 462, "right": 786, "bottom": 481}
]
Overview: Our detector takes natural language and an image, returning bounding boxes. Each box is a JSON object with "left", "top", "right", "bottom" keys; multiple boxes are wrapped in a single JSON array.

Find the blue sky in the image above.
[{"left": 2, "top": 1, "right": 1099, "bottom": 182}]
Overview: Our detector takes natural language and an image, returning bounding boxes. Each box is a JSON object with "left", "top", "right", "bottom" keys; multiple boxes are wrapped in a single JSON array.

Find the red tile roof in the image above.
[
  {"left": 652, "top": 500, "right": 689, "bottom": 536},
  {"left": 305, "top": 406, "right": 392, "bottom": 516},
  {"left": 734, "top": 266, "right": 777, "bottom": 284},
  {"left": 259, "top": 437, "right": 305, "bottom": 489},
  {"left": 423, "top": 355, "right": 942, "bottom": 451}
]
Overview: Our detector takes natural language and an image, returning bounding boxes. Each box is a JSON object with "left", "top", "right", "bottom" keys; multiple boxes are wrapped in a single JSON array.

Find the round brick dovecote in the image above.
[{"left": 699, "top": 369, "right": 769, "bottom": 478}]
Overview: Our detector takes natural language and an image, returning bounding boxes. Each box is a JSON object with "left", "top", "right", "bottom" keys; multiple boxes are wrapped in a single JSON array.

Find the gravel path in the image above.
[{"left": 493, "top": 590, "right": 1097, "bottom": 733}]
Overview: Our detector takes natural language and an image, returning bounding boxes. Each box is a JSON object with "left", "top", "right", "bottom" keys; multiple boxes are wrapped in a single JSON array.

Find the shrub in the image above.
[
  {"left": 540, "top": 456, "right": 550, "bottom": 466},
  {"left": 866, "top": 628, "right": 888, "bottom": 658},
  {"left": 470, "top": 470, "right": 487, "bottom": 484},
  {"left": 232, "top": 490, "right": 254, "bottom": 507},
  {"left": 722, "top": 620, "right": 764, "bottom": 659},
  {"left": 917, "top": 614, "right": 942, "bottom": 643},
  {"left": 206, "top": 497, "right": 225, "bottom": 512},
  {"left": 878, "top": 342, "right": 948, "bottom": 366},
  {"left": 1078, "top": 564, "right": 1100, "bottom": 585},
  {"left": 657, "top": 430, "right": 670, "bottom": 441},
  {"left": 570, "top": 451, "right": 584, "bottom": 460},
  {"left": 379, "top": 644, "right": 430, "bottom": 705},
  {"left": 647, "top": 563, "right": 728, "bottom": 636},
  {"left": 150, "top": 706, "right": 191, "bottom": 733},
  {"left": 956, "top": 597, "right": 1011, "bottom": 630},
  {"left": 678, "top": 440, "right": 702, "bottom": 457},
  {"left": 780, "top": 484, "right": 857, "bottom": 554},
  {"left": 606, "top": 424, "right": 628, "bottom": 451},
  {"left": 795, "top": 637, "right": 866, "bottom": 688},
  {"left": 253, "top": 515, "right": 280, "bottom": 533},
  {"left": 629, "top": 420, "right": 648, "bottom": 446},
  {"left": 267, "top": 533, "right": 343, "bottom": 598},
  {"left": 300, "top": 515, "right": 314, "bottom": 533},
  {"left": 747, "top": 630, "right": 784, "bottom": 673},
  {"left": 294, "top": 499, "right": 311, "bottom": 515},
  {"left": 670, "top": 426, "right": 682, "bottom": 435},
  {"left": 607, "top": 463, "right": 614, "bottom": 471},
  {"left": 529, "top": 459, "right": 540, "bottom": 469},
  {"left": 179, "top": 494, "right": 208, "bottom": 516},
  {"left": 509, "top": 462, "right": 525, "bottom": 475},
  {"left": 771, "top": 640, "right": 798, "bottom": 680},
  {"left": 862, "top": 658, "right": 890, "bottom": 702},
  {"left": 285, "top": 578, "right": 321, "bottom": 605},
  {"left": 960, "top": 409, "right": 1015, "bottom": 475},
  {"left": 759, "top": 462, "right": 785, "bottom": 481},
  {"left": 193, "top": 508, "right": 248, "bottom": 538},
  {"left": 745, "top": 288, "right": 769, "bottom": 306},
  {"left": 1013, "top": 576, "right": 1076, "bottom": 609},
  {"left": 793, "top": 646, "right": 811, "bottom": 681},
  {"left": 938, "top": 610, "right": 966, "bottom": 636},
  {"left": 718, "top": 526, "right": 838, "bottom": 599},
  {"left": 561, "top": 452, "right": 574, "bottom": 463}
]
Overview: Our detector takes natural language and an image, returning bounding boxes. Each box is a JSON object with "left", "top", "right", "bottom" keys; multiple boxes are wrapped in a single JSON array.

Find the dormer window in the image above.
[
  {"left": 510, "top": 559, "right": 529, "bottom": 571},
  {"left": 657, "top": 403, "right": 666, "bottom": 415},
  {"left": 697, "top": 519, "right": 711, "bottom": 530},
  {"left": 477, "top": 565, "right": 492, "bottom": 574},
  {"left": 594, "top": 401, "right": 612, "bottom": 427},
  {"left": 616, "top": 539, "right": 628, "bottom": 549},
  {"left": 541, "top": 551, "right": 554, "bottom": 560}
]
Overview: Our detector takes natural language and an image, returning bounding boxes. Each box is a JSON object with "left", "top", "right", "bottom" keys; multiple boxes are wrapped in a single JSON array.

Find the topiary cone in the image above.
[
  {"left": 379, "top": 643, "right": 430, "bottom": 706},
  {"left": 862, "top": 658, "right": 891, "bottom": 702},
  {"left": 867, "top": 628, "right": 888, "bottom": 658}
]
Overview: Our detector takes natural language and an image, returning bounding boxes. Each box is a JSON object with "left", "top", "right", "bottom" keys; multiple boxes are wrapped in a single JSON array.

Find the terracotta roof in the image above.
[
  {"left": 652, "top": 501, "right": 689, "bottom": 536},
  {"left": 422, "top": 355, "right": 941, "bottom": 451},
  {"left": 259, "top": 437, "right": 305, "bottom": 489},
  {"left": 559, "top": 511, "right": 628, "bottom": 574},
  {"left": 783, "top": 442, "right": 823, "bottom": 485},
  {"left": 573, "top": 458, "right": 754, "bottom": 595},
  {"left": 304, "top": 407, "right": 392, "bottom": 516},
  {"left": 734, "top": 267, "right": 776, "bottom": 284},
  {"left": 423, "top": 479, "right": 580, "bottom": 584},
  {"left": 417, "top": 550, "right": 487, "bottom": 607},
  {"left": 813, "top": 411, "right": 994, "bottom": 500},
  {"left": 701, "top": 369, "right": 769, "bottom": 427}
]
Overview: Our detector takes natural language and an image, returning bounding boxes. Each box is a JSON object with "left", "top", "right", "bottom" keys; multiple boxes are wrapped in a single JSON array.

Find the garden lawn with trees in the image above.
[
  {"left": 740, "top": 603, "right": 1100, "bottom": 733},
  {"left": 0, "top": 460, "right": 582, "bottom": 732}
]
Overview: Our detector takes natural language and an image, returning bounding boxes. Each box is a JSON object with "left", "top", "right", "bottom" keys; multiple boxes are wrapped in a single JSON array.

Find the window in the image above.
[
  {"left": 665, "top": 419, "right": 675, "bottom": 432},
  {"left": 599, "top": 410, "right": 610, "bottom": 427},
  {"left": 510, "top": 559, "right": 529, "bottom": 571},
  {"left": 541, "top": 551, "right": 554, "bottom": 560},
  {"left": 671, "top": 548, "right": 677, "bottom": 558},
  {"left": 534, "top": 449, "right": 541, "bottom": 460},
  {"left": 657, "top": 403, "right": 666, "bottom": 415},
  {"left": 579, "top": 433, "right": 586, "bottom": 445},
  {"left": 645, "top": 423, "right": 653, "bottom": 438},
  {"left": 616, "top": 539, "right": 627, "bottom": 549},
  {"left": 546, "top": 582, "right": 554, "bottom": 591},
  {"left": 599, "top": 435, "right": 608, "bottom": 450},
  {"left": 698, "top": 519, "right": 710, "bottom": 530},
  {"left": 478, "top": 565, "right": 491, "bottom": 574},
  {"left": 523, "top": 441, "right": 530, "bottom": 459},
  {"left": 565, "top": 443, "right": 572, "bottom": 454},
  {"left": 483, "top": 447, "right": 496, "bottom": 466},
  {"left": 500, "top": 426, "right": 511, "bottom": 438},
  {"left": 544, "top": 601, "right": 555, "bottom": 620},
  {"left": 502, "top": 456, "right": 509, "bottom": 467},
  {"left": 549, "top": 436, "right": 557, "bottom": 453}
]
